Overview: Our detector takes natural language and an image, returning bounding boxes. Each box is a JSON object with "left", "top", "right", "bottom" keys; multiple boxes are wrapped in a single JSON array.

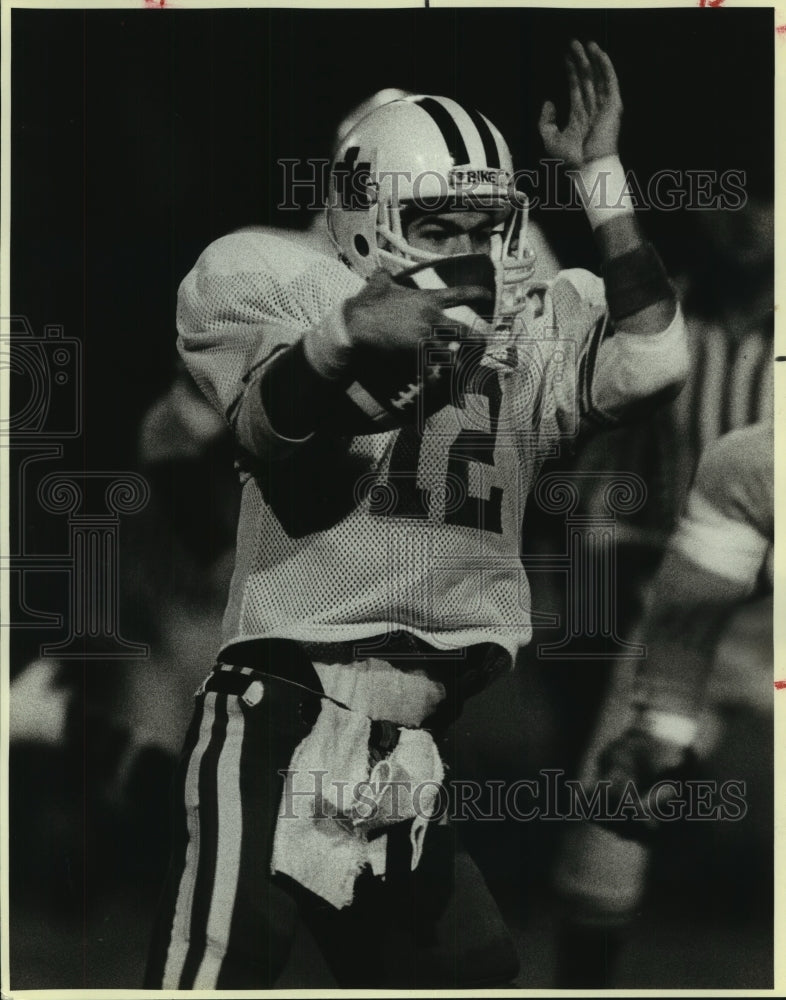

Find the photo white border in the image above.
[{"left": 0, "top": 1, "right": 782, "bottom": 997}]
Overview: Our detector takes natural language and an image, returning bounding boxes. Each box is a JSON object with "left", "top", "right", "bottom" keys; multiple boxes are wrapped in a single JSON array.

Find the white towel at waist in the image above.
[
  {"left": 270, "top": 685, "right": 444, "bottom": 909},
  {"left": 312, "top": 656, "right": 446, "bottom": 726}
]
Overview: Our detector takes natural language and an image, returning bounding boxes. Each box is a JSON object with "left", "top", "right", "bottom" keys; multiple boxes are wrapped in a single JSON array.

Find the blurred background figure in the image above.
[{"left": 550, "top": 188, "right": 774, "bottom": 985}]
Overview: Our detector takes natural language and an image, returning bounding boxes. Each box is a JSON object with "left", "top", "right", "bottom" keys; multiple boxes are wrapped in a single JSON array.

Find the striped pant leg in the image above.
[{"left": 144, "top": 681, "right": 307, "bottom": 989}]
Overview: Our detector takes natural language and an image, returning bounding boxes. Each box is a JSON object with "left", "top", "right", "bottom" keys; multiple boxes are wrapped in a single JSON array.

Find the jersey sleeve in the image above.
[
  {"left": 176, "top": 230, "right": 364, "bottom": 457},
  {"left": 632, "top": 422, "right": 773, "bottom": 717},
  {"left": 557, "top": 268, "right": 690, "bottom": 428},
  {"left": 671, "top": 421, "right": 774, "bottom": 586}
]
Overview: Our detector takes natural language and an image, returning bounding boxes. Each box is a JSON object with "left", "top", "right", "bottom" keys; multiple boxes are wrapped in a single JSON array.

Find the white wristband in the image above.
[
  {"left": 572, "top": 155, "right": 635, "bottom": 230},
  {"left": 642, "top": 709, "right": 698, "bottom": 748}
]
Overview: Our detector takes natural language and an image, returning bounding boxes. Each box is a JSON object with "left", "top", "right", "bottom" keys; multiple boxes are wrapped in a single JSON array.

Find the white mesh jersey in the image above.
[{"left": 178, "top": 229, "right": 688, "bottom": 660}]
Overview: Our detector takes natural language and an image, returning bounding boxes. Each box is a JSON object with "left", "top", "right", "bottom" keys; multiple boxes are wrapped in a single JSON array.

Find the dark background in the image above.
[{"left": 8, "top": 5, "right": 776, "bottom": 991}]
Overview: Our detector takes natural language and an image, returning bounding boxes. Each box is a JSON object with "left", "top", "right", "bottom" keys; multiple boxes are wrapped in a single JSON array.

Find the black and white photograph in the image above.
[{"left": 1, "top": 0, "right": 781, "bottom": 993}]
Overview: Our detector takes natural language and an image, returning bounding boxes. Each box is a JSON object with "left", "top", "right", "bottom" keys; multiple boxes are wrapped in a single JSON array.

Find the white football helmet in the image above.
[{"left": 326, "top": 94, "right": 535, "bottom": 327}]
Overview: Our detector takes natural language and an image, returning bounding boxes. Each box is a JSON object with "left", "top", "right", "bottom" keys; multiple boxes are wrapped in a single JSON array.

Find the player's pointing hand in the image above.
[
  {"left": 301, "top": 268, "right": 493, "bottom": 424},
  {"left": 539, "top": 40, "right": 623, "bottom": 169},
  {"left": 343, "top": 269, "right": 491, "bottom": 354}
]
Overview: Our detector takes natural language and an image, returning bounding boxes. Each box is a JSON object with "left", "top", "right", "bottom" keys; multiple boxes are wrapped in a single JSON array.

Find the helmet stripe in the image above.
[
  {"left": 466, "top": 108, "right": 501, "bottom": 169},
  {"left": 414, "top": 97, "right": 470, "bottom": 166}
]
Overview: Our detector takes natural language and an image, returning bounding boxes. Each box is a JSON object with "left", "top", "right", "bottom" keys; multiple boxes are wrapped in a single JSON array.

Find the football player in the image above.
[
  {"left": 145, "top": 41, "right": 689, "bottom": 989},
  {"left": 554, "top": 420, "right": 774, "bottom": 985}
]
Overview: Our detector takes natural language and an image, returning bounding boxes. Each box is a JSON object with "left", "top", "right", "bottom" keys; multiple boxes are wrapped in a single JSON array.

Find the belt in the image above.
[
  {"left": 203, "top": 662, "right": 352, "bottom": 711},
  {"left": 201, "top": 662, "right": 401, "bottom": 759},
  {"left": 210, "top": 635, "right": 507, "bottom": 730},
  {"left": 218, "top": 637, "right": 323, "bottom": 687}
]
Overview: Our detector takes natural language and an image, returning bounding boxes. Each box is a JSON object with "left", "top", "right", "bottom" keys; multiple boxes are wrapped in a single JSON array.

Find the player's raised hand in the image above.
[{"left": 539, "top": 40, "right": 623, "bottom": 169}]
